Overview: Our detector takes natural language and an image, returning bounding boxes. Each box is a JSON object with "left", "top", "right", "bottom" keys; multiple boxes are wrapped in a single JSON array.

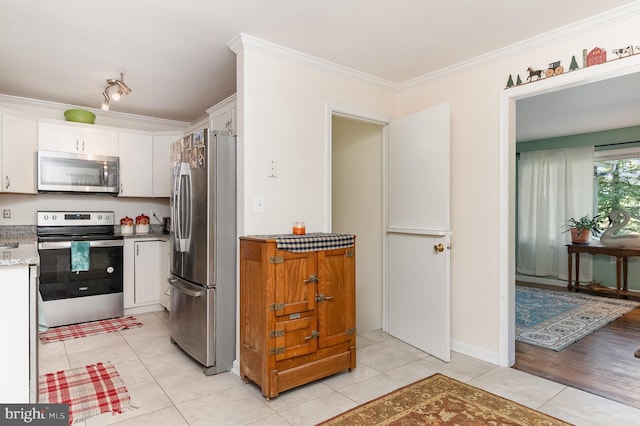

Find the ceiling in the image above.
[{"left": 1, "top": 0, "right": 639, "bottom": 136}]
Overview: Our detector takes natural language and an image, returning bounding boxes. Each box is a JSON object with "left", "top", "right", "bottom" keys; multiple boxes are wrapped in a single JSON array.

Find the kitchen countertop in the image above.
[
  {"left": 0, "top": 235, "right": 39, "bottom": 266},
  {"left": 119, "top": 231, "right": 169, "bottom": 240}
]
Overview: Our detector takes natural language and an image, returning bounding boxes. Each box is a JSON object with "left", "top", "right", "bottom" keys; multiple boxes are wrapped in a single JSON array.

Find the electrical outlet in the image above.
[
  {"left": 253, "top": 196, "right": 265, "bottom": 213},
  {"left": 150, "top": 209, "right": 156, "bottom": 219},
  {"left": 3, "top": 209, "right": 10, "bottom": 218},
  {"left": 610, "top": 256, "right": 616, "bottom": 264}
]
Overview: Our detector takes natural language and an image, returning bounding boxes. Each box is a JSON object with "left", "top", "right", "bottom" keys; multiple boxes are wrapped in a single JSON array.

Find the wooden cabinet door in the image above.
[
  {"left": 273, "top": 250, "right": 317, "bottom": 316},
  {"left": 317, "top": 247, "right": 356, "bottom": 348},
  {"left": 274, "top": 315, "right": 318, "bottom": 361}
]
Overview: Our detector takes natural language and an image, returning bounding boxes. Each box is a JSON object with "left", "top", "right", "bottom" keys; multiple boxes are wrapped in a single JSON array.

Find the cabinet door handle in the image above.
[
  {"left": 136, "top": 245, "right": 139, "bottom": 256},
  {"left": 304, "top": 330, "right": 320, "bottom": 340},
  {"left": 316, "top": 293, "right": 334, "bottom": 302},
  {"left": 303, "top": 274, "right": 318, "bottom": 284},
  {"left": 76, "top": 140, "right": 79, "bottom": 151},
  {"left": 82, "top": 140, "right": 85, "bottom": 151},
  {"left": 4, "top": 176, "right": 9, "bottom": 189}
]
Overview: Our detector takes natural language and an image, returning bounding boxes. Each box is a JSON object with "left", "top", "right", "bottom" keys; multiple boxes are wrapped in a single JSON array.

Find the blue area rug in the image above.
[{"left": 516, "top": 286, "right": 639, "bottom": 351}]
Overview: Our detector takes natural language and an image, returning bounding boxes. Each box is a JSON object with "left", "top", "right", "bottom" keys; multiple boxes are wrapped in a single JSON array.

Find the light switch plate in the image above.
[{"left": 254, "top": 196, "right": 265, "bottom": 213}]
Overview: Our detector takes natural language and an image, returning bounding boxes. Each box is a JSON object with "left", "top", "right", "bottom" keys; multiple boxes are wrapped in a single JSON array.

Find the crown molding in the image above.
[
  {"left": 399, "top": 1, "right": 640, "bottom": 89},
  {"left": 230, "top": 3, "right": 640, "bottom": 92},
  {"left": 0, "top": 94, "right": 189, "bottom": 128},
  {"left": 228, "top": 33, "right": 396, "bottom": 90}
]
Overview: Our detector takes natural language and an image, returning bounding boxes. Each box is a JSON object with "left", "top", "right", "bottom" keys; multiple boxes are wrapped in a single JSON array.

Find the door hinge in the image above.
[
  {"left": 269, "top": 329, "right": 285, "bottom": 338},
  {"left": 345, "top": 327, "right": 355, "bottom": 336},
  {"left": 269, "top": 256, "right": 284, "bottom": 264},
  {"left": 345, "top": 249, "right": 355, "bottom": 257},
  {"left": 269, "top": 303, "right": 285, "bottom": 311},
  {"left": 269, "top": 347, "right": 286, "bottom": 355}
]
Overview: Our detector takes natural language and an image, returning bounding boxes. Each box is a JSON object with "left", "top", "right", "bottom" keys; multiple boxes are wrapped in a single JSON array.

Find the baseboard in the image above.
[
  {"left": 515, "top": 275, "right": 566, "bottom": 288},
  {"left": 450, "top": 339, "right": 499, "bottom": 366}
]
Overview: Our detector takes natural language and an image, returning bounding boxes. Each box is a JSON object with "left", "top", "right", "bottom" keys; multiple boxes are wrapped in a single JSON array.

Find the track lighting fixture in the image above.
[{"left": 100, "top": 73, "right": 131, "bottom": 111}]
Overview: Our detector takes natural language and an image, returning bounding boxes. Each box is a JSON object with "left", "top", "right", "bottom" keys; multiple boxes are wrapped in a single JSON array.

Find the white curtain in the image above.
[{"left": 517, "top": 146, "right": 594, "bottom": 281}]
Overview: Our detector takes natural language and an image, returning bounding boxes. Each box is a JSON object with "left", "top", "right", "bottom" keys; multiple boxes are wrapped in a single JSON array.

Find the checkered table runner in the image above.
[{"left": 253, "top": 233, "right": 355, "bottom": 252}]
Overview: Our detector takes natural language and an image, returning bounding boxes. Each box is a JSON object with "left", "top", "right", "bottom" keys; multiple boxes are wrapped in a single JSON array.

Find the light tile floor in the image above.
[{"left": 38, "top": 311, "right": 640, "bottom": 425}]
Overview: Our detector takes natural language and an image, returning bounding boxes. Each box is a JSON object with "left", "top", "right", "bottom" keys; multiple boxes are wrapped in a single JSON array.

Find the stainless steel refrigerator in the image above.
[{"left": 168, "top": 129, "right": 236, "bottom": 375}]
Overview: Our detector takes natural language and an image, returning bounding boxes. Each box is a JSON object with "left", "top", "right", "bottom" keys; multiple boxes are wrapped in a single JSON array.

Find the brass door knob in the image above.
[{"left": 433, "top": 243, "right": 445, "bottom": 253}]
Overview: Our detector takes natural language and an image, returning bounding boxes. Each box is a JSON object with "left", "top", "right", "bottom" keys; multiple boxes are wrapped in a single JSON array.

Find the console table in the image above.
[{"left": 567, "top": 242, "right": 640, "bottom": 296}]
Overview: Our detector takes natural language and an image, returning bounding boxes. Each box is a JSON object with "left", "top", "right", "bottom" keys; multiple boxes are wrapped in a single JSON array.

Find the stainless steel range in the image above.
[{"left": 37, "top": 211, "right": 124, "bottom": 327}]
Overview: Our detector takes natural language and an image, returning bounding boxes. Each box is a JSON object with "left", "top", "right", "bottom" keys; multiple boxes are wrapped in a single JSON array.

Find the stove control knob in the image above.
[
  {"left": 43, "top": 215, "right": 48, "bottom": 220},
  {"left": 98, "top": 215, "right": 102, "bottom": 220},
  {"left": 52, "top": 215, "right": 57, "bottom": 220}
]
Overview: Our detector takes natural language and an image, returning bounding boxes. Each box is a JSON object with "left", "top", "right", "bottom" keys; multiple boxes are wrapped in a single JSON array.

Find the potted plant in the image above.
[{"left": 563, "top": 214, "right": 603, "bottom": 244}]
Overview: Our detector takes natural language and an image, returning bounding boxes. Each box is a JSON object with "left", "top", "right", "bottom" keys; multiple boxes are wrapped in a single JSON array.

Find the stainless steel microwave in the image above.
[{"left": 38, "top": 150, "right": 119, "bottom": 194}]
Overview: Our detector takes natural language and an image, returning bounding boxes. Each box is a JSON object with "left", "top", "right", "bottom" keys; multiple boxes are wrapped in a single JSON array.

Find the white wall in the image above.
[
  {"left": 231, "top": 35, "right": 395, "bottom": 236},
  {"left": 395, "top": 8, "right": 640, "bottom": 361},
  {"left": 332, "top": 116, "right": 383, "bottom": 333},
  {"left": 231, "top": 7, "right": 640, "bottom": 364},
  {"left": 0, "top": 193, "right": 170, "bottom": 226}
]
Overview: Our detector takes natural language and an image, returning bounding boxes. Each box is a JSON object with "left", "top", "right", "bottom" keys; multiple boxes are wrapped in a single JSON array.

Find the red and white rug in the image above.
[
  {"left": 39, "top": 316, "right": 143, "bottom": 343},
  {"left": 39, "top": 362, "right": 134, "bottom": 424}
]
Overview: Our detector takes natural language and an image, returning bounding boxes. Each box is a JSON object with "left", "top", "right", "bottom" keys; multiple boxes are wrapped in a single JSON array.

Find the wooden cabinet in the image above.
[
  {"left": 0, "top": 109, "right": 37, "bottom": 194},
  {"left": 239, "top": 234, "right": 356, "bottom": 399},
  {"left": 38, "top": 119, "right": 118, "bottom": 156},
  {"left": 207, "top": 94, "right": 237, "bottom": 135},
  {"left": 118, "top": 129, "right": 153, "bottom": 197},
  {"left": 123, "top": 239, "right": 167, "bottom": 311}
]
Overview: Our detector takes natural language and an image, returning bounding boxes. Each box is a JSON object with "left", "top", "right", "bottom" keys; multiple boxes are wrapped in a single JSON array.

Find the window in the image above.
[{"left": 595, "top": 147, "right": 640, "bottom": 233}]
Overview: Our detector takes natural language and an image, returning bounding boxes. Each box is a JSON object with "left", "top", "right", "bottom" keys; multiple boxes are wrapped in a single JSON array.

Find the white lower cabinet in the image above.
[
  {"left": 123, "top": 239, "right": 168, "bottom": 313},
  {"left": 0, "top": 264, "right": 38, "bottom": 402}
]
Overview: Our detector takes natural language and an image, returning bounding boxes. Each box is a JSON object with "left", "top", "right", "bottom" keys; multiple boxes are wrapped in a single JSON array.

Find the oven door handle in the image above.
[
  {"left": 168, "top": 277, "right": 204, "bottom": 298},
  {"left": 38, "top": 240, "right": 124, "bottom": 250}
]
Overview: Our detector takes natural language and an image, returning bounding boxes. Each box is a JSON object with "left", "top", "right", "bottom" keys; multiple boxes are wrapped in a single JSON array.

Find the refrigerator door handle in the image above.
[{"left": 168, "top": 277, "right": 204, "bottom": 298}]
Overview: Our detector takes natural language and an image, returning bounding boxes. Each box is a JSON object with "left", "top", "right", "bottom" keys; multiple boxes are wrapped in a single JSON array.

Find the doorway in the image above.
[
  {"left": 331, "top": 115, "right": 384, "bottom": 333},
  {"left": 500, "top": 59, "right": 640, "bottom": 366}
]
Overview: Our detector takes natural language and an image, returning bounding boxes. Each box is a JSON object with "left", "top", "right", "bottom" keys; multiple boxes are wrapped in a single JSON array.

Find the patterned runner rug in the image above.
[
  {"left": 39, "top": 362, "right": 134, "bottom": 424},
  {"left": 39, "top": 316, "right": 143, "bottom": 343},
  {"left": 319, "top": 373, "right": 570, "bottom": 425},
  {"left": 516, "top": 285, "right": 639, "bottom": 351}
]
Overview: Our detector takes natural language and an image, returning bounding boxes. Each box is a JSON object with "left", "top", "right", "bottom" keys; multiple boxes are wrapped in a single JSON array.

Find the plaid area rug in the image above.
[
  {"left": 39, "top": 362, "right": 134, "bottom": 424},
  {"left": 39, "top": 316, "right": 143, "bottom": 343},
  {"left": 516, "top": 286, "right": 639, "bottom": 351}
]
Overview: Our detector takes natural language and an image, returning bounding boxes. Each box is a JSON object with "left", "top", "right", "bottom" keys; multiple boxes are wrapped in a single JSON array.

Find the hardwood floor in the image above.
[{"left": 513, "top": 283, "right": 640, "bottom": 409}]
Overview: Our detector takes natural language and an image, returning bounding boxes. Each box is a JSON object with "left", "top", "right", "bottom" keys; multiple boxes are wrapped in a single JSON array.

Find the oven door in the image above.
[
  {"left": 38, "top": 239, "right": 124, "bottom": 326},
  {"left": 38, "top": 239, "right": 124, "bottom": 300}
]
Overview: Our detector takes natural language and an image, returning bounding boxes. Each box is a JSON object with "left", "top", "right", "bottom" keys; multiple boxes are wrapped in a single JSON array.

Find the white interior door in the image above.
[{"left": 387, "top": 103, "right": 451, "bottom": 361}]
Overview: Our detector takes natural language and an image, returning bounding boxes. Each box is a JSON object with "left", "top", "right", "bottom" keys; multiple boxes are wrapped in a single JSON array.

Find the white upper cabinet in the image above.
[
  {"left": 152, "top": 131, "right": 182, "bottom": 197},
  {"left": 207, "top": 94, "right": 237, "bottom": 135},
  {"left": 118, "top": 129, "right": 153, "bottom": 197},
  {"left": 1, "top": 109, "right": 37, "bottom": 194},
  {"left": 38, "top": 119, "right": 118, "bottom": 156}
]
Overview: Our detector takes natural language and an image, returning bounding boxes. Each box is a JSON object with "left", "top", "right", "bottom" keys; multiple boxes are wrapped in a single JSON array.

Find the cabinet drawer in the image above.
[{"left": 274, "top": 315, "right": 318, "bottom": 361}]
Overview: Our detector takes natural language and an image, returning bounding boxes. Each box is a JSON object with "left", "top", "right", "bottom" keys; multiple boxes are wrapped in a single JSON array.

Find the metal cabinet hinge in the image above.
[
  {"left": 269, "top": 347, "right": 286, "bottom": 355},
  {"left": 269, "top": 256, "right": 284, "bottom": 264},
  {"left": 345, "top": 327, "right": 355, "bottom": 336},
  {"left": 269, "top": 303, "right": 285, "bottom": 311},
  {"left": 346, "top": 249, "right": 355, "bottom": 257},
  {"left": 269, "top": 330, "right": 285, "bottom": 338}
]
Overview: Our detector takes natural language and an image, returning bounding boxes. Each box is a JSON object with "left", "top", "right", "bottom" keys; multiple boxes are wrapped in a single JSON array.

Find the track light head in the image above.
[{"left": 100, "top": 73, "right": 131, "bottom": 110}]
